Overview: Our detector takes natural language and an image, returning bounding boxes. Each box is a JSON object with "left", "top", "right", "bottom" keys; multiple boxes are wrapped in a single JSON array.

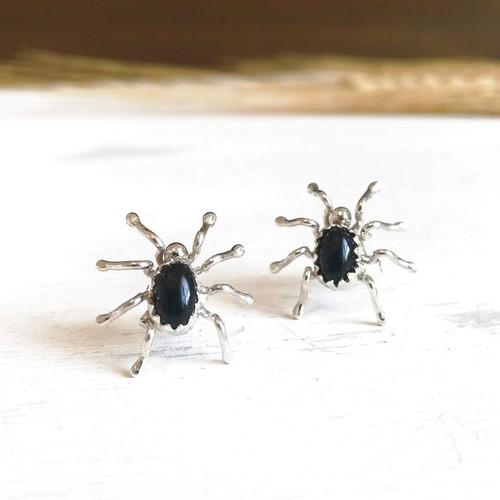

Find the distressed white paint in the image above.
[{"left": 0, "top": 91, "right": 499, "bottom": 499}]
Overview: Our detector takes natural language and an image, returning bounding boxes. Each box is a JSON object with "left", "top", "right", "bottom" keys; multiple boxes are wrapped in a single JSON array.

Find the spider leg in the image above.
[
  {"left": 292, "top": 266, "right": 312, "bottom": 319},
  {"left": 275, "top": 216, "right": 320, "bottom": 237},
  {"left": 201, "top": 283, "right": 253, "bottom": 305},
  {"left": 359, "top": 220, "right": 406, "bottom": 241},
  {"left": 307, "top": 182, "right": 334, "bottom": 211},
  {"left": 352, "top": 181, "right": 381, "bottom": 231},
  {"left": 130, "top": 313, "right": 156, "bottom": 377},
  {"left": 96, "top": 291, "right": 148, "bottom": 326},
  {"left": 358, "top": 271, "right": 386, "bottom": 325},
  {"left": 199, "top": 306, "right": 232, "bottom": 363},
  {"left": 96, "top": 259, "right": 154, "bottom": 276},
  {"left": 126, "top": 213, "right": 165, "bottom": 252},
  {"left": 361, "top": 249, "right": 416, "bottom": 272},
  {"left": 270, "top": 246, "right": 314, "bottom": 274},
  {"left": 194, "top": 244, "right": 244, "bottom": 275},
  {"left": 189, "top": 212, "right": 216, "bottom": 262}
]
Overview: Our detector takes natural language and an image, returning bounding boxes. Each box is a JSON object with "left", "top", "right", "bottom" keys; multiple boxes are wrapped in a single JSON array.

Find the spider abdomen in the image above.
[
  {"left": 153, "top": 262, "right": 198, "bottom": 329},
  {"left": 315, "top": 227, "right": 359, "bottom": 287}
]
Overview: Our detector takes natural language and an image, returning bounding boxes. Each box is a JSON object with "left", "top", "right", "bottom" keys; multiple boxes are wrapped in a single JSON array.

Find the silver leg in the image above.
[
  {"left": 130, "top": 314, "right": 156, "bottom": 377},
  {"left": 270, "top": 246, "right": 314, "bottom": 274},
  {"left": 275, "top": 216, "right": 320, "bottom": 237},
  {"left": 194, "top": 244, "right": 244, "bottom": 274},
  {"left": 202, "top": 283, "right": 253, "bottom": 305},
  {"left": 96, "top": 259, "right": 153, "bottom": 275},
  {"left": 292, "top": 266, "right": 312, "bottom": 319},
  {"left": 307, "top": 182, "right": 333, "bottom": 211},
  {"left": 353, "top": 181, "right": 380, "bottom": 231},
  {"left": 358, "top": 271, "right": 386, "bottom": 325},
  {"left": 199, "top": 306, "right": 232, "bottom": 363},
  {"left": 126, "top": 212, "right": 165, "bottom": 252},
  {"left": 96, "top": 291, "right": 147, "bottom": 325},
  {"left": 361, "top": 249, "right": 417, "bottom": 272},
  {"left": 359, "top": 220, "right": 406, "bottom": 241},
  {"left": 189, "top": 212, "right": 216, "bottom": 262}
]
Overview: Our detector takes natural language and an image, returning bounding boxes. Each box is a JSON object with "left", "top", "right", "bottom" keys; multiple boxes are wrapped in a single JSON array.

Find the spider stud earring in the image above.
[
  {"left": 96, "top": 212, "right": 253, "bottom": 376},
  {"left": 270, "top": 182, "right": 416, "bottom": 324}
]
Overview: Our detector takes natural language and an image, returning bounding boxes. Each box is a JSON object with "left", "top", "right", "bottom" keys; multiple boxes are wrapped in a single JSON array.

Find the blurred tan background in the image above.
[{"left": 2, "top": 1, "right": 500, "bottom": 113}]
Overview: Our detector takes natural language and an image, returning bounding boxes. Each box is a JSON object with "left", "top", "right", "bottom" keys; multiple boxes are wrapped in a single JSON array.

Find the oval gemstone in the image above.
[
  {"left": 153, "top": 262, "right": 198, "bottom": 329},
  {"left": 315, "top": 227, "right": 358, "bottom": 286}
]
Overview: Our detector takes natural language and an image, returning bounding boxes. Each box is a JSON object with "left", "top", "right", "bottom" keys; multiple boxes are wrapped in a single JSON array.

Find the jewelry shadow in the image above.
[
  {"left": 233, "top": 271, "right": 387, "bottom": 329},
  {"left": 223, "top": 273, "right": 302, "bottom": 319},
  {"left": 30, "top": 316, "right": 142, "bottom": 377},
  {"left": 32, "top": 313, "right": 236, "bottom": 377}
]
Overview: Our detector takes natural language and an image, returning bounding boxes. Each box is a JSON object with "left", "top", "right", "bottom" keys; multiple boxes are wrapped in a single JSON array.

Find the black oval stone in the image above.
[
  {"left": 315, "top": 227, "right": 358, "bottom": 286},
  {"left": 153, "top": 262, "right": 198, "bottom": 329}
]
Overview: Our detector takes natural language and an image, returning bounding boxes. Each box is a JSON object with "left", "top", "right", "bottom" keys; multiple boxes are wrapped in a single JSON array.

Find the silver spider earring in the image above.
[
  {"left": 270, "top": 182, "right": 416, "bottom": 324},
  {"left": 96, "top": 212, "right": 253, "bottom": 376}
]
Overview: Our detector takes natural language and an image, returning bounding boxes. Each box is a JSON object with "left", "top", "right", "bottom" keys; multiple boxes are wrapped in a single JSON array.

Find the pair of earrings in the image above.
[{"left": 96, "top": 181, "right": 416, "bottom": 376}]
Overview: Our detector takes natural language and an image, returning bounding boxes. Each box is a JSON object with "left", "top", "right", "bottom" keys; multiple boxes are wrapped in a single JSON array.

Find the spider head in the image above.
[
  {"left": 157, "top": 242, "right": 189, "bottom": 265},
  {"left": 327, "top": 207, "right": 352, "bottom": 228}
]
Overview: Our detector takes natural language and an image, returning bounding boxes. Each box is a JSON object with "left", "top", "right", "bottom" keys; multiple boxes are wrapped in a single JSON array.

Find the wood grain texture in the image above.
[{"left": 0, "top": 91, "right": 499, "bottom": 499}]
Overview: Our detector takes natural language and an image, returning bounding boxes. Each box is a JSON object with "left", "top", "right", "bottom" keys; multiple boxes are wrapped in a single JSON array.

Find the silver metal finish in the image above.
[
  {"left": 275, "top": 216, "right": 320, "bottom": 237},
  {"left": 361, "top": 249, "right": 417, "bottom": 272},
  {"left": 358, "top": 271, "right": 385, "bottom": 325},
  {"left": 195, "top": 244, "right": 244, "bottom": 275},
  {"left": 96, "top": 291, "right": 147, "bottom": 326},
  {"left": 198, "top": 306, "right": 232, "bottom": 363},
  {"left": 130, "top": 313, "right": 156, "bottom": 377},
  {"left": 270, "top": 246, "right": 314, "bottom": 274},
  {"left": 203, "top": 283, "right": 253, "bottom": 305},
  {"left": 126, "top": 212, "right": 165, "bottom": 253},
  {"left": 271, "top": 181, "right": 416, "bottom": 324},
  {"left": 96, "top": 212, "right": 253, "bottom": 375},
  {"left": 96, "top": 259, "right": 153, "bottom": 275},
  {"left": 189, "top": 212, "right": 216, "bottom": 262},
  {"left": 308, "top": 182, "right": 334, "bottom": 226},
  {"left": 353, "top": 181, "right": 380, "bottom": 231},
  {"left": 293, "top": 266, "right": 312, "bottom": 318},
  {"left": 359, "top": 220, "right": 406, "bottom": 241}
]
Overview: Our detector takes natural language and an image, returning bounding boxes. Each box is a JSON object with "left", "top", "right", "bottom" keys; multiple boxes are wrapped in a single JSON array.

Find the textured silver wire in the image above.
[
  {"left": 275, "top": 216, "right": 320, "bottom": 237},
  {"left": 194, "top": 244, "right": 244, "bottom": 275}
]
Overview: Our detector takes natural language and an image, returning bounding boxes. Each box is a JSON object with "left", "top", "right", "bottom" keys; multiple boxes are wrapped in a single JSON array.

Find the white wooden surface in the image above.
[{"left": 1, "top": 90, "right": 499, "bottom": 499}]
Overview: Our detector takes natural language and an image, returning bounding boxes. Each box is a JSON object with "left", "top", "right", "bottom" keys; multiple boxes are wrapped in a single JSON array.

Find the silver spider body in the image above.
[
  {"left": 96, "top": 212, "right": 253, "bottom": 376},
  {"left": 270, "top": 182, "right": 416, "bottom": 324}
]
